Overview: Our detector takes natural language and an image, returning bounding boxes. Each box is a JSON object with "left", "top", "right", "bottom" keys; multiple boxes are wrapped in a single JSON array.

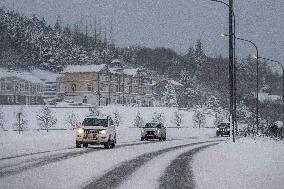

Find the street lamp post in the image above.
[
  {"left": 254, "top": 56, "right": 284, "bottom": 128},
  {"left": 211, "top": 0, "right": 236, "bottom": 142},
  {"left": 221, "top": 34, "right": 259, "bottom": 131}
]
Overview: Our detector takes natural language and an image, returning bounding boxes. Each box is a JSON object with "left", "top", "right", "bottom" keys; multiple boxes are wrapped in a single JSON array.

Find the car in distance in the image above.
[
  {"left": 76, "top": 115, "right": 116, "bottom": 149},
  {"left": 141, "top": 122, "right": 166, "bottom": 141},
  {"left": 216, "top": 123, "right": 230, "bottom": 137}
]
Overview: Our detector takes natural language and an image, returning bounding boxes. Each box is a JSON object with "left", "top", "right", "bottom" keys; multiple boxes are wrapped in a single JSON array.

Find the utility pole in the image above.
[{"left": 229, "top": 0, "right": 235, "bottom": 142}]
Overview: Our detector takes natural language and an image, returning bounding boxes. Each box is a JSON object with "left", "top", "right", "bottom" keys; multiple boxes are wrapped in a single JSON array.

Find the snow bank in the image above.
[{"left": 193, "top": 137, "right": 284, "bottom": 189}]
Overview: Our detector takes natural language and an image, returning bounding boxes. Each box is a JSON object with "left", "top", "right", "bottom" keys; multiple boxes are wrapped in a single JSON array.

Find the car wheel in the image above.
[
  {"left": 104, "top": 139, "right": 111, "bottom": 149},
  {"left": 163, "top": 134, "right": 166, "bottom": 141},
  {"left": 159, "top": 136, "right": 163, "bottom": 141},
  {"left": 76, "top": 142, "right": 81, "bottom": 148},
  {"left": 83, "top": 143, "right": 88, "bottom": 148},
  {"left": 141, "top": 137, "right": 144, "bottom": 141},
  {"left": 110, "top": 140, "right": 115, "bottom": 148}
]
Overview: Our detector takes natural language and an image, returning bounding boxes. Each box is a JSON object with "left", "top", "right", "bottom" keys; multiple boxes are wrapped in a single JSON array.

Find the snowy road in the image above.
[{"left": 0, "top": 138, "right": 223, "bottom": 189}]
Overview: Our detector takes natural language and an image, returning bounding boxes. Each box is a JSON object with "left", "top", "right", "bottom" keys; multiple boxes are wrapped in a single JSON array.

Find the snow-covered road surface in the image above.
[{"left": 0, "top": 138, "right": 223, "bottom": 189}]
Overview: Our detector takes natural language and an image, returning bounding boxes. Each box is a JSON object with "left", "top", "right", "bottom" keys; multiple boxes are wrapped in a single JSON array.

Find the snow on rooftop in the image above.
[
  {"left": 258, "top": 92, "right": 281, "bottom": 102},
  {"left": 163, "top": 80, "right": 183, "bottom": 86},
  {"left": 111, "top": 59, "right": 122, "bottom": 64},
  {"left": 123, "top": 68, "right": 140, "bottom": 76},
  {"left": 0, "top": 68, "right": 44, "bottom": 84},
  {"left": 31, "top": 69, "right": 60, "bottom": 82},
  {"left": 109, "top": 68, "right": 123, "bottom": 75},
  {"left": 62, "top": 64, "right": 106, "bottom": 73}
]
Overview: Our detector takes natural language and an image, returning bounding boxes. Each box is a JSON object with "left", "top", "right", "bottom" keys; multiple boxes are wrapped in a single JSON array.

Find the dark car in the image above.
[{"left": 216, "top": 123, "right": 230, "bottom": 137}]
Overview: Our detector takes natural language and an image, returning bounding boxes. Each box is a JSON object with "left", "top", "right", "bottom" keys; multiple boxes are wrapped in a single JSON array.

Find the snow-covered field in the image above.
[
  {"left": 193, "top": 138, "right": 284, "bottom": 189},
  {"left": 0, "top": 105, "right": 217, "bottom": 159},
  {"left": 2, "top": 105, "right": 283, "bottom": 189}
]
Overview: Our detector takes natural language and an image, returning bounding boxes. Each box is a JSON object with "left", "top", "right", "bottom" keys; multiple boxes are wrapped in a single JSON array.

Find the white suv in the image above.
[
  {"left": 141, "top": 122, "right": 166, "bottom": 141},
  {"left": 76, "top": 115, "right": 116, "bottom": 149}
]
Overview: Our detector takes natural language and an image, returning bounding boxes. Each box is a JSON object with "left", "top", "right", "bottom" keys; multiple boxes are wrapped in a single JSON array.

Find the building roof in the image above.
[
  {"left": 123, "top": 68, "right": 140, "bottom": 76},
  {"left": 157, "top": 80, "right": 183, "bottom": 87},
  {"left": 31, "top": 69, "right": 60, "bottom": 82},
  {"left": 0, "top": 68, "right": 44, "bottom": 84},
  {"left": 62, "top": 64, "right": 107, "bottom": 73}
]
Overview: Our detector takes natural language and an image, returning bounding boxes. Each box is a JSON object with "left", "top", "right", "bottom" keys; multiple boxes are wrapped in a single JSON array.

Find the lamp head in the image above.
[{"left": 251, "top": 54, "right": 258, "bottom": 60}]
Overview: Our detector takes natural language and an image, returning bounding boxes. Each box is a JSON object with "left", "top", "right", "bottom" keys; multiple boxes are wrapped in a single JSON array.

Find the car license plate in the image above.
[{"left": 88, "top": 134, "right": 97, "bottom": 140}]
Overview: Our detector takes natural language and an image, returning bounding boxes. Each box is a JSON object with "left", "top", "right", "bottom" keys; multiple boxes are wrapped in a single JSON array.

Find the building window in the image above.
[
  {"left": 6, "top": 82, "right": 12, "bottom": 91},
  {"left": 133, "top": 78, "right": 140, "bottom": 84},
  {"left": 129, "top": 86, "right": 132, "bottom": 93},
  {"left": 15, "top": 83, "right": 19, "bottom": 91},
  {"left": 25, "top": 84, "right": 29, "bottom": 92},
  {"left": 99, "top": 83, "right": 108, "bottom": 92},
  {"left": 0, "top": 81, "right": 4, "bottom": 91},
  {"left": 71, "top": 84, "right": 76, "bottom": 92},
  {"left": 100, "top": 74, "right": 109, "bottom": 81},
  {"left": 87, "top": 83, "right": 93, "bottom": 91},
  {"left": 133, "top": 86, "right": 139, "bottom": 94}
]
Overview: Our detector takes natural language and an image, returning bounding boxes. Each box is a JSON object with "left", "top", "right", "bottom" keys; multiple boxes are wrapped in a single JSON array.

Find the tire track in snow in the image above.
[
  {"left": 0, "top": 140, "right": 165, "bottom": 178},
  {"left": 82, "top": 140, "right": 222, "bottom": 189},
  {"left": 158, "top": 143, "right": 218, "bottom": 189}
]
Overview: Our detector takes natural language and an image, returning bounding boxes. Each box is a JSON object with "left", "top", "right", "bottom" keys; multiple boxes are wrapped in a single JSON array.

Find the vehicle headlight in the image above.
[
  {"left": 77, "top": 128, "right": 84, "bottom": 134},
  {"left": 99, "top": 130, "right": 106, "bottom": 135},
  {"left": 157, "top": 130, "right": 160, "bottom": 134},
  {"left": 141, "top": 129, "right": 145, "bottom": 133}
]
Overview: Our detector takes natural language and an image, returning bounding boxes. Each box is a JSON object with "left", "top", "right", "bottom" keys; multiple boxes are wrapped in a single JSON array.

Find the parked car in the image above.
[
  {"left": 216, "top": 123, "right": 230, "bottom": 137},
  {"left": 141, "top": 122, "right": 166, "bottom": 141},
  {"left": 76, "top": 115, "right": 116, "bottom": 149}
]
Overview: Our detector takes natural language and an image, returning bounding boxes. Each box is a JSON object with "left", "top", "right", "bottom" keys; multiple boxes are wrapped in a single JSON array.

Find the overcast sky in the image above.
[{"left": 1, "top": 0, "right": 283, "bottom": 66}]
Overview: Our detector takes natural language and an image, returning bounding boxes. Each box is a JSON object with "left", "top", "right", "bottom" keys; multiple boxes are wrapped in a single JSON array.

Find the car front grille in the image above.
[{"left": 147, "top": 131, "right": 155, "bottom": 135}]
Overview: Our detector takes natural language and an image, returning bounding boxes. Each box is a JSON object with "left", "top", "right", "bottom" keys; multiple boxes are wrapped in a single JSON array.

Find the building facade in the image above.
[
  {"left": 62, "top": 60, "right": 154, "bottom": 106},
  {"left": 0, "top": 69, "right": 44, "bottom": 105}
]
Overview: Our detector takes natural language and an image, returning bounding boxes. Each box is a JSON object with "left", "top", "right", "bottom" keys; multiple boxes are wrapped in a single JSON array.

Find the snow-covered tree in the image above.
[
  {"left": 37, "top": 106, "right": 57, "bottom": 132},
  {"left": 65, "top": 112, "right": 79, "bottom": 129},
  {"left": 14, "top": 107, "right": 28, "bottom": 134},
  {"left": 172, "top": 111, "right": 184, "bottom": 128},
  {"left": 214, "top": 113, "right": 224, "bottom": 127},
  {"left": 152, "top": 112, "right": 165, "bottom": 124},
  {"left": 193, "top": 110, "right": 205, "bottom": 128},
  {"left": 89, "top": 106, "right": 101, "bottom": 116},
  {"left": 0, "top": 107, "right": 5, "bottom": 131},
  {"left": 113, "top": 110, "right": 121, "bottom": 127},
  {"left": 133, "top": 111, "right": 144, "bottom": 128}
]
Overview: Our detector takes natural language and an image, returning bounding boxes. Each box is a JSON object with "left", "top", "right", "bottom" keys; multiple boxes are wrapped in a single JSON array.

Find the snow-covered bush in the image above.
[
  {"left": 152, "top": 112, "right": 165, "bottom": 124},
  {"left": 133, "top": 111, "right": 144, "bottom": 128},
  {"left": 113, "top": 110, "right": 122, "bottom": 127},
  {"left": 65, "top": 112, "right": 79, "bottom": 129},
  {"left": 172, "top": 111, "right": 184, "bottom": 128},
  {"left": 193, "top": 110, "right": 205, "bottom": 128},
  {"left": 14, "top": 107, "right": 28, "bottom": 134},
  {"left": 37, "top": 106, "right": 57, "bottom": 132}
]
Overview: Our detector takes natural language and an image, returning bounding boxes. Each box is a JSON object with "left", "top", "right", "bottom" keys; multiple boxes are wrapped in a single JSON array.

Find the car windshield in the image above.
[
  {"left": 145, "top": 123, "right": 161, "bottom": 128},
  {"left": 218, "top": 123, "right": 230, "bottom": 128},
  {"left": 82, "top": 118, "right": 108, "bottom": 127}
]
